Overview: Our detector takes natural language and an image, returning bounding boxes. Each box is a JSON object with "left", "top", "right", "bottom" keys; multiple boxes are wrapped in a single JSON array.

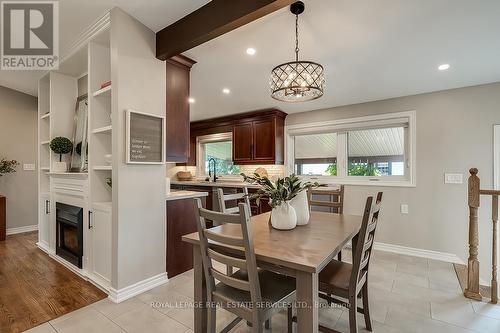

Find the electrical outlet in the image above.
[
  {"left": 400, "top": 204, "right": 409, "bottom": 214},
  {"left": 444, "top": 173, "right": 463, "bottom": 184},
  {"left": 23, "top": 163, "right": 35, "bottom": 171}
]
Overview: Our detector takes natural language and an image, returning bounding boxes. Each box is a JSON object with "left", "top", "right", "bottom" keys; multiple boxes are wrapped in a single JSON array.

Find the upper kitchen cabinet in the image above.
[
  {"left": 165, "top": 55, "right": 196, "bottom": 162},
  {"left": 233, "top": 112, "right": 286, "bottom": 164}
]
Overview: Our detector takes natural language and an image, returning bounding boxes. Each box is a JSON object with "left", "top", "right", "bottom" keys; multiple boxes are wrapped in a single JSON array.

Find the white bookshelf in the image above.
[
  {"left": 93, "top": 165, "right": 112, "bottom": 171},
  {"left": 93, "top": 85, "right": 111, "bottom": 97},
  {"left": 92, "top": 125, "right": 112, "bottom": 134}
]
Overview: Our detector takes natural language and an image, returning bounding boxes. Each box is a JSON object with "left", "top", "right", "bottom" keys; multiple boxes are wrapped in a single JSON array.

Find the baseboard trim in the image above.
[
  {"left": 374, "top": 241, "right": 465, "bottom": 264},
  {"left": 6, "top": 225, "right": 38, "bottom": 235},
  {"left": 108, "top": 273, "right": 168, "bottom": 303}
]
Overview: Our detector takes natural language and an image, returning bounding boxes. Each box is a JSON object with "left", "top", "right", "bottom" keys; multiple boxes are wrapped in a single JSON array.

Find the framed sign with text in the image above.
[{"left": 126, "top": 110, "right": 165, "bottom": 164}]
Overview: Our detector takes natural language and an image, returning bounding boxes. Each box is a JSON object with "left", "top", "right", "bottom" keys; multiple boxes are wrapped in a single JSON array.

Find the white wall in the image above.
[
  {"left": 0, "top": 86, "right": 38, "bottom": 230},
  {"left": 286, "top": 82, "right": 500, "bottom": 283},
  {"left": 110, "top": 8, "right": 166, "bottom": 290}
]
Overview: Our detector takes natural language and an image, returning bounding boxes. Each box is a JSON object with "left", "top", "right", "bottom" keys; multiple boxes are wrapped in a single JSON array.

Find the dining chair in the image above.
[
  {"left": 217, "top": 187, "right": 251, "bottom": 215},
  {"left": 193, "top": 198, "right": 295, "bottom": 333},
  {"left": 216, "top": 187, "right": 251, "bottom": 275},
  {"left": 316, "top": 192, "right": 383, "bottom": 333},
  {"left": 308, "top": 186, "right": 345, "bottom": 260}
]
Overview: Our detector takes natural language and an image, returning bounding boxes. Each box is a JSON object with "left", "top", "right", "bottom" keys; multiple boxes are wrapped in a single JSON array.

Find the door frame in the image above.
[{"left": 494, "top": 124, "right": 500, "bottom": 189}]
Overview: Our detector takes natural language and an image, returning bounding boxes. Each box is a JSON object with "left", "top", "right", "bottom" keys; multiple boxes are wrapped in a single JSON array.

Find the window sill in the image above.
[{"left": 299, "top": 176, "right": 416, "bottom": 188}]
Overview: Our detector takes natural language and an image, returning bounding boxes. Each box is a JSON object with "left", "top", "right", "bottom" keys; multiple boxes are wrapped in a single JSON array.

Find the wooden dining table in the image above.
[{"left": 182, "top": 210, "right": 363, "bottom": 333}]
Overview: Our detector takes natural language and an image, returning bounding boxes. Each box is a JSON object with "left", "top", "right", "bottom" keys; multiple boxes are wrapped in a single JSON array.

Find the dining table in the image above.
[{"left": 182, "top": 210, "right": 363, "bottom": 333}]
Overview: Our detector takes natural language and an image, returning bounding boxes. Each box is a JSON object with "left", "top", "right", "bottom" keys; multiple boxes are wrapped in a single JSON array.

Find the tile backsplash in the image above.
[{"left": 166, "top": 163, "right": 284, "bottom": 181}]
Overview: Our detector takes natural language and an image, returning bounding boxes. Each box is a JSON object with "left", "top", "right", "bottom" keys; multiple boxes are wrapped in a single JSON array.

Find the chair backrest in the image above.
[
  {"left": 308, "top": 185, "right": 345, "bottom": 214},
  {"left": 193, "top": 198, "right": 262, "bottom": 304},
  {"left": 350, "top": 192, "right": 383, "bottom": 288},
  {"left": 217, "top": 187, "right": 251, "bottom": 215}
]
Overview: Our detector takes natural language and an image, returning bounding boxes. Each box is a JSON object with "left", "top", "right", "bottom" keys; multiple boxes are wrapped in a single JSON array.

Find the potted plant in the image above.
[
  {"left": 50, "top": 137, "right": 73, "bottom": 172},
  {"left": 242, "top": 173, "right": 321, "bottom": 229},
  {"left": 0, "top": 158, "right": 19, "bottom": 177}
]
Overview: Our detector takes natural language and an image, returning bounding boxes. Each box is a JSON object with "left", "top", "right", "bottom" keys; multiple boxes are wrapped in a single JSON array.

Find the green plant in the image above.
[
  {"left": 348, "top": 162, "right": 381, "bottom": 176},
  {"left": 242, "top": 173, "right": 322, "bottom": 208},
  {"left": 50, "top": 137, "right": 73, "bottom": 162},
  {"left": 0, "top": 158, "right": 19, "bottom": 176},
  {"left": 326, "top": 163, "right": 337, "bottom": 176},
  {"left": 106, "top": 177, "right": 112, "bottom": 188}
]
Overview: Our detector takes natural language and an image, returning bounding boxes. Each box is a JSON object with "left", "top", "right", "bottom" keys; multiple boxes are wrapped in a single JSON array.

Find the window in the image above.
[
  {"left": 197, "top": 133, "right": 240, "bottom": 177},
  {"left": 286, "top": 111, "right": 415, "bottom": 187},
  {"left": 294, "top": 133, "right": 337, "bottom": 176}
]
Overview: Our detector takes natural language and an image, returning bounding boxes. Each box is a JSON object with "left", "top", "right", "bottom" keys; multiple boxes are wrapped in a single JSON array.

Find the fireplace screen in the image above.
[{"left": 56, "top": 202, "right": 83, "bottom": 268}]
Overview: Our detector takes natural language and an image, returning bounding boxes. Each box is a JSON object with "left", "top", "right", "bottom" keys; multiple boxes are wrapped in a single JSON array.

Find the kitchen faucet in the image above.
[{"left": 208, "top": 158, "right": 218, "bottom": 182}]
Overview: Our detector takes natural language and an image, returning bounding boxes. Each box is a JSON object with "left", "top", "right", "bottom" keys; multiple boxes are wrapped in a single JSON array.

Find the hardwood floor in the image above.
[{"left": 0, "top": 232, "right": 106, "bottom": 333}]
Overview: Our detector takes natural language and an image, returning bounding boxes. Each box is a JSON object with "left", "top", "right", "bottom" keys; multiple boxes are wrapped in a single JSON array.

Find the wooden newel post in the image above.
[{"left": 465, "top": 168, "right": 482, "bottom": 301}]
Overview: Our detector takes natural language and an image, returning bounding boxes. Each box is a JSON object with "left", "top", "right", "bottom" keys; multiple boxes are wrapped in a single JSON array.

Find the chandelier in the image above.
[{"left": 270, "top": 1, "right": 325, "bottom": 102}]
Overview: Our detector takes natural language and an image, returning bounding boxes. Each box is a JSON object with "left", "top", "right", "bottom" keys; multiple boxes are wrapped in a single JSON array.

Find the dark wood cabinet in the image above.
[
  {"left": 166, "top": 196, "right": 206, "bottom": 278},
  {"left": 233, "top": 122, "right": 253, "bottom": 163},
  {"left": 253, "top": 118, "right": 275, "bottom": 161},
  {"left": 165, "top": 55, "right": 196, "bottom": 163}
]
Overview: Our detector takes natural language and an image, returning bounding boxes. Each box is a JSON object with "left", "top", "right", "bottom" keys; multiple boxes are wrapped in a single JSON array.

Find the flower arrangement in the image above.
[
  {"left": 0, "top": 158, "right": 19, "bottom": 176},
  {"left": 241, "top": 173, "right": 321, "bottom": 208}
]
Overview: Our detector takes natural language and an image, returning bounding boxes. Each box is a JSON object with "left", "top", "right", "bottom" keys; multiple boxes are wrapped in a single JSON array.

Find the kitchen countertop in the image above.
[
  {"left": 170, "top": 179, "right": 260, "bottom": 189},
  {"left": 166, "top": 190, "right": 209, "bottom": 201}
]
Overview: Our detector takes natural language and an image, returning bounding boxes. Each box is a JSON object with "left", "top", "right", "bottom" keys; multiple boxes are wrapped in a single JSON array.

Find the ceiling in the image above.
[
  {"left": 0, "top": 0, "right": 210, "bottom": 96},
  {"left": 186, "top": 0, "right": 500, "bottom": 120},
  {"left": 1, "top": 0, "right": 500, "bottom": 120}
]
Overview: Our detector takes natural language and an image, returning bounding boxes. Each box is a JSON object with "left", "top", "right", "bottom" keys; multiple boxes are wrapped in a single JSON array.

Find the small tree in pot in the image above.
[
  {"left": 0, "top": 158, "right": 19, "bottom": 177},
  {"left": 50, "top": 137, "right": 73, "bottom": 172}
]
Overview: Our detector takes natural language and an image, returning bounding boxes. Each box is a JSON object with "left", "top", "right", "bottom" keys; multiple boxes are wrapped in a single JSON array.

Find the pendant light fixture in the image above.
[{"left": 270, "top": 1, "right": 325, "bottom": 102}]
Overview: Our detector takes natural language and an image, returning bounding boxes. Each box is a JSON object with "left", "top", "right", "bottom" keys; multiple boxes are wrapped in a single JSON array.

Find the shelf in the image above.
[
  {"left": 41, "top": 140, "right": 50, "bottom": 145},
  {"left": 41, "top": 167, "right": 49, "bottom": 171},
  {"left": 93, "top": 85, "right": 111, "bottom": 97},
  {"left": 92, "top": 125, "right": 112, "bottom": 134},
  {"left": 41, "top": 113, "right": 51, "bottom": 119},
  {"left": 93, "top": 166, "right": 112, "bottom": 171}
]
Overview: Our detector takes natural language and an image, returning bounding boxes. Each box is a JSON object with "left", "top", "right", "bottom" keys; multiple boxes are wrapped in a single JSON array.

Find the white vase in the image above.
[
  {"left": 52, "top": 161, "right": 67, "bottom": 173},
  {"left": 290, "top": 190, "right": 310, "bottom": 225},
  {"left": 271, "top": 202, "right": 297, "bottom": 230}
]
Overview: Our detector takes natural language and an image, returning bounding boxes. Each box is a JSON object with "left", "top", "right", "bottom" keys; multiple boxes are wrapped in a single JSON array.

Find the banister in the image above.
[{"left": 465, "top": 168, "right": 499, "bottom": 304}]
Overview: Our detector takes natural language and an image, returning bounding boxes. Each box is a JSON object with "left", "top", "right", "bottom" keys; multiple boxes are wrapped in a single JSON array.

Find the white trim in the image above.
[
  {"left": 6, "top": 225, "right": 38, "bottom": 235},
  {"left": 373, "top": 241, "right": 465, "bottom": 264},
  {"left": 285, "top": 110, "right": 417, "bottom": 187},
  {"left": 494, "top": 124, "right": 500, "bottom": 190},
  {"left": 108, "top": 273, "right": 169, "bottom": 303}
]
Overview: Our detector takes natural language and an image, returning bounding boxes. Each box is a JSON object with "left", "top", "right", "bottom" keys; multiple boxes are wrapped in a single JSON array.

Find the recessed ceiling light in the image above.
[
  {"left": 188, "top": 97, "right": 195, "bottom": 104},
  {"left": 246, "top": 48, "right": 256, "bottom": 55},
  {"left": 222, "top": 88, "right": 231, "bottom": 94},
  {"left": 438, "top": 64, "right": 450, "bottom": 71}
]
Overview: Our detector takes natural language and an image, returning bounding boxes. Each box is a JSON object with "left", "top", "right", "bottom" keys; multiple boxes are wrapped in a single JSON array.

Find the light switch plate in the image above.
[
  {"left": 444, "top": 173, "right": 463, "bottom": 184},
  {"left": 400, "top": 204, "right": 409, "bottom": 214},
  {"left": 23, "top": 163, "right": 35, "bottom": 171}
]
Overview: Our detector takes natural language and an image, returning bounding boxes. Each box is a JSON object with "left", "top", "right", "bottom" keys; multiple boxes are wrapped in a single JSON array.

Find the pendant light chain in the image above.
[{"left": 295, "top": 13, "right": 299, "bottom": 62}]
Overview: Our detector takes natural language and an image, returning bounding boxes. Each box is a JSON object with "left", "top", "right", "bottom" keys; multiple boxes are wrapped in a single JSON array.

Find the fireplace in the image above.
[{"left": 56, "top": 202, "right": 83, "bottom": 268}]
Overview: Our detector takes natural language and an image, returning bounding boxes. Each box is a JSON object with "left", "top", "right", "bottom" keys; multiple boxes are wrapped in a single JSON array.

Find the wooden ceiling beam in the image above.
[{"left": 156, "top": 0, "right": 295, "bottom": 60}]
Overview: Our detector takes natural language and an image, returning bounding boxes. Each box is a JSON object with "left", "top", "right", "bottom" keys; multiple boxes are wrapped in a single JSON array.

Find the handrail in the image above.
[{"left": 465, "top": 168, "right": 499, "bottom": 304}]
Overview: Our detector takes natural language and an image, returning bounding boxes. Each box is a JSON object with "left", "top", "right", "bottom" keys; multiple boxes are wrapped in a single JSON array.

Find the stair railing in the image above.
[{"left": 466, "top": 168, "right": 500, "bottom": 303}]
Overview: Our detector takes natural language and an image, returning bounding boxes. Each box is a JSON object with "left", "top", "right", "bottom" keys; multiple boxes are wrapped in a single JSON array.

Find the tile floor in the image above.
[{"left": 25, "top": 251, "right": 500, "bottom": 333}]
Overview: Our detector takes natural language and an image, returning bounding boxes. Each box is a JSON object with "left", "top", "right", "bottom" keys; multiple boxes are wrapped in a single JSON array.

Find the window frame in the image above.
[
  {"left": 196, "top": 132, "right": 241, "bottom": 180},
  {"left": 285, "top": 111, "right": 416, "bottom": 187}
]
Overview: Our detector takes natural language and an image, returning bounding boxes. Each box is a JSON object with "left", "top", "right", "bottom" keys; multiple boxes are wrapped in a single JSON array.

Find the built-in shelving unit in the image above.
[{"left": 93, "top": 85, "right": 111, "bottom": 97}]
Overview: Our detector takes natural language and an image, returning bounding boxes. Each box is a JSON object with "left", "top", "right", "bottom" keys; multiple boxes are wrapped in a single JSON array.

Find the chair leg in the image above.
[
  {"left": 348, "top": 295, "right": 358, "bottom": 333},
  {"left": 287, "top": 305, "right": 293, "bottom": 333},
  {"left": 362, "top": 282, "right": 373, "bottom": 331},
  {"left": 208, "top": 304, "right": 217, "bottom": 333},
  {"left": 226, "top": 266, "right": 233, "bottom": 275},
  {"left": 337, "top": 251, "right": 342, "bottom": 261},
  {"left": 265, "top": 318, "right": 271, "bottom": 329}
]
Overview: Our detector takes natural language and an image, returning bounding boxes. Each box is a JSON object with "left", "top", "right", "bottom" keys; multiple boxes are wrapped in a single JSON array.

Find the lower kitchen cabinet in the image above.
[
  {"left": 166, "top": 196, "right": 207, "bottom": 278},
  {"left": 89, "top": 202, "right": 112, "bottom": 287}
]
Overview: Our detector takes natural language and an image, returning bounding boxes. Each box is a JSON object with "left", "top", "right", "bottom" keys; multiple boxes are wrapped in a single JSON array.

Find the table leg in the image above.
[
  {"left": 296, "top": 271, "right": 319, "bottom": 333},
  {"left": 193, "top": 245, "right": 207, "bottom": 333}
]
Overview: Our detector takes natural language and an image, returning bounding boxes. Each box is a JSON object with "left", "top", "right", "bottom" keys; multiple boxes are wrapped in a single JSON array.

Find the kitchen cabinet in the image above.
[
  {"left": 233, "top": 122, "right": 253, "bottom": 163},
  {"left": 167, "top": 195, "right": 206, "bottom": 278},
  {"left": 89, "top": 202, "right": 112, "bottom": 287},
  {"left": 165, "top": 55, "right": 196, "bottom": 163}
]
